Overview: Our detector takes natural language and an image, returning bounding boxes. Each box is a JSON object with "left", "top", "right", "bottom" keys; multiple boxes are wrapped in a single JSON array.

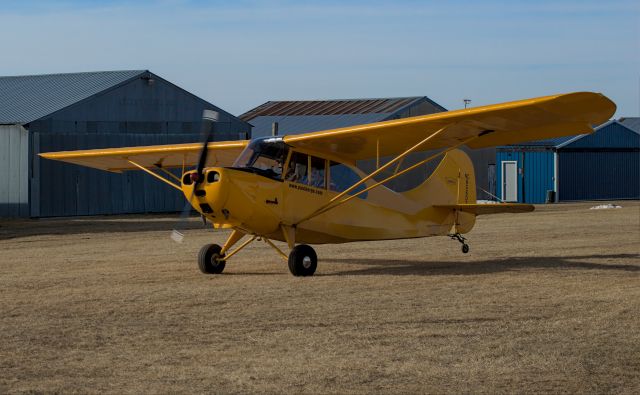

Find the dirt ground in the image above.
[{"left": 1, "top": 201, "right": 639, "bottom": 394}]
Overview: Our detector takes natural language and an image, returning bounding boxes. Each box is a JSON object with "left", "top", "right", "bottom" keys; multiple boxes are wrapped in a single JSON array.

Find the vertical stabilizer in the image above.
[{"left": 403, "top": 149, "right": 477, "bottom": 233}]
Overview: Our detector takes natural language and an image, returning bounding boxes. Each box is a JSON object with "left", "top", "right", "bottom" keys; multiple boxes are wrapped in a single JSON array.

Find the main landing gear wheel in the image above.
[
  {"left": 288, "top": 244, "right": 317, "bottom": 277},
  {"left": 462, "top": 244, "right": 470, "bottom": 254},
  {"left": 198, "top": 243, "right": 226, "bottom": 274}
]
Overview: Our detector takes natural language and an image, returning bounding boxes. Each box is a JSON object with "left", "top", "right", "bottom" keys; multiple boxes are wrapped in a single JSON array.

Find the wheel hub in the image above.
[{"left": 302, "top": 256, "right": 312, "bottom": 269}]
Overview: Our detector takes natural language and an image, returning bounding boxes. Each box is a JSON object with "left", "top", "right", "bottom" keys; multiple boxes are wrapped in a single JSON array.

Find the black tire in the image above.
[
  {"left": 462, "top": 244, "right": 470, "bottom": 254},
  {"left": 288, "top": 244, "right": 317, "bottom": 277},
  {"left": 198, "top": 244, "right": 226, "bottom": 274}
]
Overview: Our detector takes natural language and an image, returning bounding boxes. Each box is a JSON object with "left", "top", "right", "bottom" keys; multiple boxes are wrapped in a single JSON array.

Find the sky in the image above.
[{"left": 1, "top": 0, "right": 638, "bottom": 117}]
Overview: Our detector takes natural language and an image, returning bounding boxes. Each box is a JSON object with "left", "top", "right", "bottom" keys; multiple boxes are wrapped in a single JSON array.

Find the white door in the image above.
[{"left": 502, "top": 161, "right": 518, "bottom": 202}]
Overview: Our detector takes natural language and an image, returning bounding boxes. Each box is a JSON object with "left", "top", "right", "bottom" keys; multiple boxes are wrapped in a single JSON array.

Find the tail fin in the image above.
[
  {"left": 403, "top": 149, "right": 476, "bottom": 206},
  {"left": 403, "top": 149, "right": 477, "bottom": 233}
]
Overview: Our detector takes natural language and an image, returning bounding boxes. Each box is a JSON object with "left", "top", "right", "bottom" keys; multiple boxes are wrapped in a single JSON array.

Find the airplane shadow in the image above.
[{"left": 317, "top": 253, "right": 640, "bottom": 276}]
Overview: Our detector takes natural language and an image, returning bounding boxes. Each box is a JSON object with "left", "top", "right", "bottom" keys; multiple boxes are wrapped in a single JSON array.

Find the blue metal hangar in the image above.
[
  {"left": 0, "top": 70, "right": 250, "bottom": 217},
  {"left": 496, "top": 118, "right": 639, "bottom": 203},
  {"left": 239, "top": 97, "right": 497, "bottom": 199}
]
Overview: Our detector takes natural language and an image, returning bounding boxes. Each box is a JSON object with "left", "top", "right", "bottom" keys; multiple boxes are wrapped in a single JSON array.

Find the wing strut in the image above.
[
  {"left": 154, "top": 165, "right": 182, "bottom": 183},
  {"left": 295, "top": 131, "right": 480, "bottom": 226},
  {"left": 329, "top": 125, "right": 450, "bottom": 205},
  {"left": 126, "top": 159, "right": 182, "bottom": 191}
]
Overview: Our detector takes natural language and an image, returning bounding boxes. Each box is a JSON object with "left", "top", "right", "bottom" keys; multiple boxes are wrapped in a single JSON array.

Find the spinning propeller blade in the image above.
[{"left": 171, "top": 109, "right": 220, "bottom": 243}]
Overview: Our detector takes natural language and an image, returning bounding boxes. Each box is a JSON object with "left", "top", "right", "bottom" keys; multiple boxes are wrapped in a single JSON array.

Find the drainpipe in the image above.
[{"left": 554, "top": 150, "right": 559, "bottom": 202}]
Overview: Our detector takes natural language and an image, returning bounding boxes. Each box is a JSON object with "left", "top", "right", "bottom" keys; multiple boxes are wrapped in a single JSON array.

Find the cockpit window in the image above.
[
  {"left": 232, "top": 138, "right": 289, "bottom": 180},
  {"left": 284, "top": 152, "right": 328, "bottom": 189},
  {"left": 310, "top": 156, "right": 326, "bottom": 188},
  {"left": 329, "top": 161, "right": 368, "bottom": 199}
]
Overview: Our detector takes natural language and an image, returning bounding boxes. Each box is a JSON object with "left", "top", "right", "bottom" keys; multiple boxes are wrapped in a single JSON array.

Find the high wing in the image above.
[
  {"left": 39, "top": 140, "right": 248, "bottom": 173},
  {"left": 283, "top": 92, "right": 615, "bottom": 161},
  {"left": 41, "top": 92, "right": 615, "bottom": 172}
]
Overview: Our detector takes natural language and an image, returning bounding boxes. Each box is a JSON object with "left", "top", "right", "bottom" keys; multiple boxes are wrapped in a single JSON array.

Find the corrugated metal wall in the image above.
[
  {"left": 463, "top": 147, "right": 496, "bottom": 200},
  {"left": 523, "top": 151, "right": 554, "bottom": 203},
  {"left": 558, "top": 122, "right": 639, "bottom": 201},
  {"left": 559, "top": 151, "right": 639, "bottom": 200},
  {"left": 496, "top": 150, "right": 554, "bottom": 204},
  {"left": 496, "top": 122, "right": 640, "bottom": 203},
  {"left": 32, "top": 133, "right": 201, "bottom": 217},
  {"left": 27, "top": 75, "right": 250, "bottom": 140},
  {"left": 28, "top": 74, "right": 250, "bottom": 217},
  {"left": 0, "top": 125, "right": 29, "bottom": 217}
]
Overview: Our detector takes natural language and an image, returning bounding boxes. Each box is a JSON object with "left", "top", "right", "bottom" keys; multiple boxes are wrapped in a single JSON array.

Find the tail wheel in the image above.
[
  {"left": 288, "top": 244, "right": 317, "bottom": 277},
  {"left": 198, "top": 243, "right": 226, "bottom": 274}
]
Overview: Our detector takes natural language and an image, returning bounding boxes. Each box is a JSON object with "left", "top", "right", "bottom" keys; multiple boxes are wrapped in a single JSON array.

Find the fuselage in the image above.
[
  {"left": 182, "top": 166, "right": 460, "bottom": 244},
  {"left": 180, "top": 138, "right": 476, "bottom": 244}
]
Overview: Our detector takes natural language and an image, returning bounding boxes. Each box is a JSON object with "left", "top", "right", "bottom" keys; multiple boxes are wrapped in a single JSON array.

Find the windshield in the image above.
[{"left": 232, "top": 138, "right": 290, "bottom": 180}]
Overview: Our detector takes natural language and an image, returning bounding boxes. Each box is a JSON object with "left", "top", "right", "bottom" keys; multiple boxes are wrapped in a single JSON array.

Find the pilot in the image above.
[
  {"left": 272, "top": 159, "right": 283, "bottom": 177},
  {"left": 311, "top": 169, "right": 324, "bottom": 188},
  {"left": 285, "top": 162, "right": 296, "bottom": 181}
]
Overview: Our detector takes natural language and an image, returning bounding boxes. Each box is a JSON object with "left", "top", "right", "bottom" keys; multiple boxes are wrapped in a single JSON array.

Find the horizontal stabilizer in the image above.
[{"left": 434, "top": 203, "right": 535, "bottom": 215}]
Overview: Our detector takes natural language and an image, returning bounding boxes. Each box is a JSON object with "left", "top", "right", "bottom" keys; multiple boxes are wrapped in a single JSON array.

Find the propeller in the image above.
[{"left": 171, "top": 109, "right": 219, "bottom": 243}]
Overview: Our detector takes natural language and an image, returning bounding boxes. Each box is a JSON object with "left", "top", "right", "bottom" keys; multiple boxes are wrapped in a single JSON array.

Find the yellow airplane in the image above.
[{"left": 41, "top": 92, "right": 615, "bottom": 276}]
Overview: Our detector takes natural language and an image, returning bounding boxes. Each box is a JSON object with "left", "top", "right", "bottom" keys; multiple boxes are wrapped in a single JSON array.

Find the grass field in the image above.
[{"left": 1, "top": 201, "right": 639, "bottom": 394}]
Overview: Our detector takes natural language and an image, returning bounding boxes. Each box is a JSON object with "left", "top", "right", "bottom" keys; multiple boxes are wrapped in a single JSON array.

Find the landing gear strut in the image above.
[
  {"left": 196, "top": 229, "right": 319, "bottom": 276},
  {"left": 449, "top": 233, "right": 470, "bottom": 254}
]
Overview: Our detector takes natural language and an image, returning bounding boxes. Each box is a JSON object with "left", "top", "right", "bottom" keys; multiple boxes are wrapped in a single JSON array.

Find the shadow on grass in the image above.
[
  {"left": 317, "top": 254, "right": 640, "bottom": 276},
  {"left": 0, "top": 216, "right": 208, "bottom": 240},
  {"left": 222, "top": 272, "right": 283, "bottom": 277}
]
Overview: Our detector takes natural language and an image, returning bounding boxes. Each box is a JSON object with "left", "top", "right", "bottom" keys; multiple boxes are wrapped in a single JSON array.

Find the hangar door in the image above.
[{"left": 558, "top": 151, "right": 640, "bottom": 200}]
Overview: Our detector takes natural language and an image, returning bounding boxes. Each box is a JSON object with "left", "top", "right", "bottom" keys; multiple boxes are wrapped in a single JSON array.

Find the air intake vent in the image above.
[{"left": 182, "top": 173, "right": 193, "bottom": 185}]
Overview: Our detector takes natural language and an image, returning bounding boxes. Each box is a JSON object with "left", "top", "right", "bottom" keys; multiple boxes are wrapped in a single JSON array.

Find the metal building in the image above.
[
  {"left": 496, "top": 118, "right": 639, "bottom": 203},
  {"left": 240, "top": 97, "right": 496, "bottom": 198},
  {"left": 0, "top": 70, "right": 251, "bottom": 217}
]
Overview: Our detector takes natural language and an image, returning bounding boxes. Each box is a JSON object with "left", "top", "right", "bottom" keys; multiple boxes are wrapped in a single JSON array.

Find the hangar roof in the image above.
[
  {"left": 239, "top": 97, "right": 446, "bottom": 138},
  {"left": 507, "top": 135, "right": 577, "bottom": 147},
  {"left": 502, "top": 117, "right": 638, "bottom": 149},
  {"left": 241, "top": 97, "right": 423, "bottom": 118},
  {"left": 0, "top": 70, "right": 146, "bottom": 125},
  {"left": 619, "top": 117, "right": 640, "bottom": 133}
]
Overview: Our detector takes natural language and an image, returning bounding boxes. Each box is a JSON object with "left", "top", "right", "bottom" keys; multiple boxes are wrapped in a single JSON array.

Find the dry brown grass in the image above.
[{"left": 1, "top": 202, "right": 639, "bottom": 394}]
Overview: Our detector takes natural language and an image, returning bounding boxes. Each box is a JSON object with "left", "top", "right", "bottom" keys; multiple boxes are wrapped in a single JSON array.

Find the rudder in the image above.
[{"left": 402, "top": 149, "right": 477, "bottom": 234}]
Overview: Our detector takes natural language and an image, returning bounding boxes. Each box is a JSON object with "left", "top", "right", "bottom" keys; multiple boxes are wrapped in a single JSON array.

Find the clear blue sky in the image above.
[{"left": 1, "top": 0, "right": 638, "bottom": 117}]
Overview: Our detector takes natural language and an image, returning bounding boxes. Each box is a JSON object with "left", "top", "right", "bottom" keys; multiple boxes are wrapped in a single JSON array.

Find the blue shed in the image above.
[
  {"left": 496, "top": 118, "right": 640, "bottom": 203},
  {"left": 0, "top": 70, "right": 251, "bottom": 217}
]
